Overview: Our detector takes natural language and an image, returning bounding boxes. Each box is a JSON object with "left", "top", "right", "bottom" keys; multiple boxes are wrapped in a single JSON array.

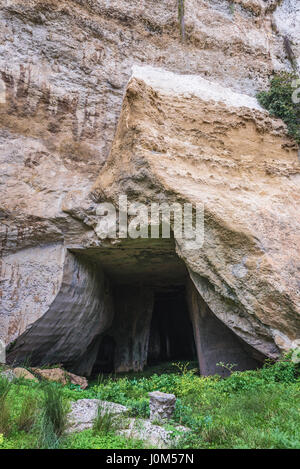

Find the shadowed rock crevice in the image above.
[{"left": 148, "top": 288, "right": 197, "bottom": 365}]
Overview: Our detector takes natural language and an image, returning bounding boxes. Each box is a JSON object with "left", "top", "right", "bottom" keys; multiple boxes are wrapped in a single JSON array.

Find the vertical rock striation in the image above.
[
  {"left": 108, "top": 286, "right": 154, "bottom": 373},
  {"left": 7, "top": 251, "right": 115, "bottom": 375},
  {"left": 0, "top": 1, "right": 299, "bottom": 372}
]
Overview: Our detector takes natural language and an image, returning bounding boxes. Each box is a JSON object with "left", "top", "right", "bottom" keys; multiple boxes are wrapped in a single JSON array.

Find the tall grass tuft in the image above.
[
  {"left": 16, "top": 394, "right": 38, "bottom": 432},
  {"left": 0, "top": 376, "right": 13, "bottom": 436},
  {"left": 35, "top": 383, "right": 69, "bottom": 449},
  {"left": 92, "top": 404, "right": 116, "bottom": 435}
]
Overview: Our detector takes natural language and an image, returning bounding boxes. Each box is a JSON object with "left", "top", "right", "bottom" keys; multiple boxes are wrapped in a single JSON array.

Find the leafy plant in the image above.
[
  {"left": 128, "top": 399, "right": 149, "bottom": 418},
  {"left": 61, "top": 429, "right": 145, "bottom": 449},
  {"left": 172, "top": 361, "right": 197, "bottom": 375},
  {"left": 257, "top": 71, "right": 300, "bottom": 145},
  {"left": 229, "top": 2, "right": 235, "bottom": 15},
  {"left": 217, "top": 362, "right": 237, "bottom": 375}
]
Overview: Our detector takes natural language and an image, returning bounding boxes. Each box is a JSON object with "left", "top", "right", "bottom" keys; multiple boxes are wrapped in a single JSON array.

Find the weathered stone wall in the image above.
[
  {"left": 0, "top": 243, "right": 65, "bottom": 346},
  {"left": 0, "top": 0, "right": 298, "bottom": 257},
  {"left": 7, "top": 251, "right": 115, "bottom": 375},
  {"left": 186, "top": 279, "right": 262, "bottom": 376}
]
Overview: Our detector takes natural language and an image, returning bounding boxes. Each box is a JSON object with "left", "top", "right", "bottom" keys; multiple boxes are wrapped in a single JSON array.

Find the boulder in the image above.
[
  {"left": 33, "top": 368, "right": 88, "bottom": 389},
  {"left": 68, "top": 399, "right": 128, "bottom": 433},
  {"left": 149, "top": 391, "right": 176, "bottom": 422},
  {"left": 93, "top": 66, "right": 300, "bottom": 360},
  {"left": 67, "top": 398, "right": 188, "bottom": 448},
  {"left": 14, "top": 367, "right": 38, "bottom": 382},
  {"left": 0, "top": 369, "right": 16, "bottom": 382},
  {"left": 118, "top": 418, "right": 189, "bottom": 449}
]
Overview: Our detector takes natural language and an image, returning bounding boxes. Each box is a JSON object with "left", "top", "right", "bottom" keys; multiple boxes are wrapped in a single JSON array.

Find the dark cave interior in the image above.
[
  {"left": 148, "top": 288, "right": 197, "bottom": 365},
  {"left": 79, "top": 239, "right": 263, "bottom": 377},
  {"left": 91, "top": 285, "right": 197, "bottom": 375}
]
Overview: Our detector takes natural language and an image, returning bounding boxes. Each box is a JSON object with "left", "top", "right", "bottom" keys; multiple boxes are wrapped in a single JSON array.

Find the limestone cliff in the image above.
[
  {"left": 0, "top": 0, "right": 299, "bottom": 375},
  {"left": 94, "top": 66, "right": 300, "bottom": 358}
]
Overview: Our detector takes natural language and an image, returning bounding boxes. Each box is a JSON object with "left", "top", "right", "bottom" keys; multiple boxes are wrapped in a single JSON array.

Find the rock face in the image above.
[
  {"left": 187, "top": 279, "right": 262, "bottom": 375},
  {"left": 0, "top": 1, "right": 299, "bottom": 374},
  {"left": 7, "top": 251, "right": 114, "bottom": 376},
  {"left": 94, "top": 66, "right": 300, "bottom": 359}
]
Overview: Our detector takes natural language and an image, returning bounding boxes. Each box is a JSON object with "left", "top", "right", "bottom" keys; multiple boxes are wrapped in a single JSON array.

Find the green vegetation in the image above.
[
  {"left": 257, "top": 71, "right": 300, "bottom": 145},
  {"left": 35, "top": 383, "right": 69, "bottom": 449},
  {"left": 0, "top": 355, "right": 299, "bottom": 449},
  {"left": 92, "top": 404, "right": 117, "bottom": 435},
  {"left": 61, "top": 430, "right": 144, "bottom": 450},
  {"left": 229, "top": 2, "right": 235, "bottom": 15}
]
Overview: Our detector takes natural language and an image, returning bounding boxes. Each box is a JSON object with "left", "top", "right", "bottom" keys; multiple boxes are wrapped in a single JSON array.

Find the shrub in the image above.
[
  {"left": 257, "top": 71, "right": 300, "bottom": 144},
  {"left": 61, "top": 429, "right": 145, "bottom": 449},
  {"left": 128, "top": 399, "right": 149, "bottom": 418},
  {"left": 259, "top": 356, "right": 299, "bottom": 383}
]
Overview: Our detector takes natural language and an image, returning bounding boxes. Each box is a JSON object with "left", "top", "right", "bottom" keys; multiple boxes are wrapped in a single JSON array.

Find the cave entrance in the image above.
[
  {"left": 6, "top": 240, "right": 265, "bottom": 377},
  {"left": 69, "top": 239, "right": 263, "bottom": 377},
  {"left": 148, "top": 287, "right": 196, "bottom": 365}
]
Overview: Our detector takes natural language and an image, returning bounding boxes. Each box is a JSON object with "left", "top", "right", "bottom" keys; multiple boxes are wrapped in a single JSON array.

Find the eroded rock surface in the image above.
[
  {"left": 33, "top": 367, "right": 88, "bottom": 389},
  {"left": 68, "top": 399, "right": 128, "bottom": 432},
  {"left": 13, "top": 367, "right": 38, "bottom": 382},
  {"left": 68, "top": 397, "right": 188, "bottom": 448},
  {"left": 118, "top": 418, "right": 189, "bottom": 449},
  {"left": 0, "top": 1, "right": 299, "bottom": 372},
  {"left": 93, "top": 66, "right": 300, "bottom": 359},
  {"left": 149, "top": 391, "right": 176, "bottom": 422},
  {"left": 6, "top": 251, "right": 114, "bottom": 375}
]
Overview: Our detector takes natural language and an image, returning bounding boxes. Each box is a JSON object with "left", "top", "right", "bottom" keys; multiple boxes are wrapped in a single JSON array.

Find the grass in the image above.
[
  {"left": 35, "top": 383, "right": 70, "bottom": 449},
  {"left": 0, "top": 377, "right": 13, "bottom": 436},
  {"left": 0, "top": 356, "right": 299, "bottom": 449},
  {"left": 61, "top": 429, "right": 145, "bottom": 450},
  {"left": 15, "top": 393, "right": 38, "bottom": 432},
  {"left": 92, "top": 404, "right": 117, "bottom": 435}
]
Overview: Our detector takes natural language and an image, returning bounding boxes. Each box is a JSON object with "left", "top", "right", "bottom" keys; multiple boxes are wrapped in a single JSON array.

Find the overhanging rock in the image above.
[
  {"left": 1, "top": 65, "right": 300, "bottom": 374},
  {"left": 93, "top": 65, "right": 300, "bottom": 359}
]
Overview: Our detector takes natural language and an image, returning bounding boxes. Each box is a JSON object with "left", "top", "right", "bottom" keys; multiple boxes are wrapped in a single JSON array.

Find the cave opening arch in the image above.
[{"left": 70, "top": 237, "right": 263, "bottom": 377}]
